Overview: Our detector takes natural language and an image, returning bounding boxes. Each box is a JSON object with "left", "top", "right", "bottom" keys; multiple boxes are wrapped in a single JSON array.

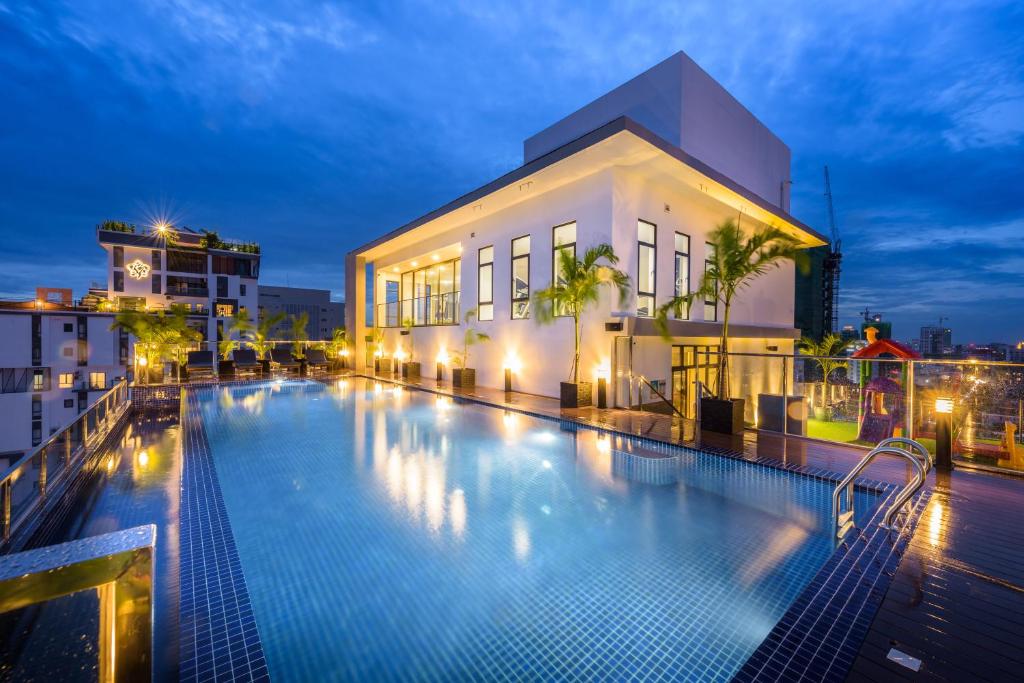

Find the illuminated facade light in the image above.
[
  {"left": 126, "top": 259, "right": 151, "bottom": 279},
  {"left": 935, "top": 398, "right": 954, "bottom": 414}
]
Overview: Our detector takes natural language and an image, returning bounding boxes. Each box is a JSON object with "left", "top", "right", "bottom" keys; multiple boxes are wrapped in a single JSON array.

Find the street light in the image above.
[{"left": 935, "top": 397, "right": 954, "bottom": 471}]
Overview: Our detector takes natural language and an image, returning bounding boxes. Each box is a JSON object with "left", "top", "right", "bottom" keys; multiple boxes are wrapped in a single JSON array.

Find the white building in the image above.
[
  {"left": 97, "top": 225, "right": 260, "bottom": 342},
  {"left": 258, "top": 285, "right": 345, "bottom": 340},
  {"left": 0, "top": 306, "right": 126, "bottom": 465},
  {"left": 345, "top": 52, "right": 826, "bottom": 416}
]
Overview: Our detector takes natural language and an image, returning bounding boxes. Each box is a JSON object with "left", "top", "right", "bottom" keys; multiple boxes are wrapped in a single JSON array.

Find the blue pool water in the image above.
[{"left": 195, "top": 379, "right": 879, "bottom": 681}]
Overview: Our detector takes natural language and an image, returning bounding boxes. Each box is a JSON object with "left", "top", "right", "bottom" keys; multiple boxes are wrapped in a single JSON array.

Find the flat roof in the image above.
[{"left": 350, "top": 116, "right": 826, "bottom": 258}]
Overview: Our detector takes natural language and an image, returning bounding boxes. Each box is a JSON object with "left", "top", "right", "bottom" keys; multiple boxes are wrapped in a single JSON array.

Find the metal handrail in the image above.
[
  {"left": 877, "top": 437, "right": 933, "bottom": 473},
  {"left": 831, "top": 439, "right": 928, "bottom": 538},
  {"left": 0, "top": 379, "right": 130, "bottom": 545},
  {"left": 634, "top": 374, "right": 686, "bottom": 420}
]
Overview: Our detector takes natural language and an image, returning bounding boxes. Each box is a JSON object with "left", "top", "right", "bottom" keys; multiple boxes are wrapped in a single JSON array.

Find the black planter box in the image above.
[
  {"left": 560, "top": 381, "right": 593, "bottom": 409},
  {"left": 218, "top": 360, "right": 235, "bottom": 379},
  {"left": 402, "top": 362, "right": 421, "bottom": 380},
  {"left": 452, "top": 368, "right": 475, "bottom": 389},
  {"left": 700, "top": 397, "right": 745, "bottom": 435},
  {"left": 261, "top": 359, "right": 272, "bottom": 374}
]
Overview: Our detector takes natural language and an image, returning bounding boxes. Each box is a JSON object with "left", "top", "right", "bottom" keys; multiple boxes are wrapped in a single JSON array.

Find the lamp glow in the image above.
[
  {"left": 137, "top": 356, "right": 148, "bottom": 367},
  {"left": 436, "top": 349, "right": 449, "bottom": 365},
  {"left": 503, "top": 354, "right": 522, "bottom": 374},
  {"left": 935, "top": 398, "right": 954, "bottom": 414}
]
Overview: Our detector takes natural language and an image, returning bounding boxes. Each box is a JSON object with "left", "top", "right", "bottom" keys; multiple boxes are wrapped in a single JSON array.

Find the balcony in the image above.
[{"left": 376, "top": 292, "right": 460, "bottom": 327}]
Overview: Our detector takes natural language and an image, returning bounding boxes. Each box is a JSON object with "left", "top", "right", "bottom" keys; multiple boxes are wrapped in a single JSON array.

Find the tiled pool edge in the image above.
[{"left": 180, "top": 391, "right": 270, "bottom": 682}]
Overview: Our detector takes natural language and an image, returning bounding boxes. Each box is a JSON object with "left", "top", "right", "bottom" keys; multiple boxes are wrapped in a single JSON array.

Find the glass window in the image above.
[
  {"left": 674, "top": 232, "right": 690, "bottom": 319},
  {"left": 704, "top": 242, "right": 718, "bottom": 322},
  {"left": 552, "top": 222, "right": 576, "bottom": 316},
  {"left": 89, "top": 372, "right": 106, "bottom": 390},
  {"left": 32, "top": 372, "right": 44, "bottom": 391},
  {"left": 511, "top": 235, "right": 530, "bottom": 319},
  {"left": 59, "top": 372, "right": 73, "bottom": 388},
  {"left": 113, "top": 271, "right": 124, "bottom": 292},
  {"left": 637, "top": 220, "right": 656, "bottom": 316},
  {"left": 113, "top": 246, "right": 124, "bottom": 267},
  {"left": 152, "top": 273, "right": 162, "bottom": 294},
  {"left": 152, "top": 250, "right": 161, "bottom": 270},
  {"left": 478, "top": 246, "right": 494, "bottom": 321}
]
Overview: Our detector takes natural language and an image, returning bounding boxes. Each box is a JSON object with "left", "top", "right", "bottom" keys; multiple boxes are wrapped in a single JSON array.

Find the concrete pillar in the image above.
[{"left": 345, "top": 252, "right": 368, "bottom": 370}]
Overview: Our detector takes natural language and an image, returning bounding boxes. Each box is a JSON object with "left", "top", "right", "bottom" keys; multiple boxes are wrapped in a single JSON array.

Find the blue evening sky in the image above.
[{"left": 1, "top": 1, "right": 1022, "bottom": 343}]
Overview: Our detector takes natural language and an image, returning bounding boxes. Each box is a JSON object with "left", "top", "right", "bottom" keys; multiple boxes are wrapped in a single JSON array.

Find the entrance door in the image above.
[
  {"left": 670, "top": 344, "right": 720, "bottom": 417},
  {"left": 613, "top": 336, "right": 632, "bottom": 408}
]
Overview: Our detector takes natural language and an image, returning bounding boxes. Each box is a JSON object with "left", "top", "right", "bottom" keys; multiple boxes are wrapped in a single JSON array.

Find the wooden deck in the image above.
[{"left": 361, "top": 371, "right": 1024, "bottom": 681}]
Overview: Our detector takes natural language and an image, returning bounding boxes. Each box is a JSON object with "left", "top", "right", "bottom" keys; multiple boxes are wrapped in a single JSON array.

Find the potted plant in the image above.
[
  {"left": 325, "top": 327, "right": 348, "bottom": 370},
  {"left": 451, "top": 308, "right": 490, "bottom": 389},
  {"left": 240, "top": 310, "right": 284, "bottom": 373},
  {"left": 534, "top": 244, "right": 630, "bottom": 408},
  {"left": 798, "top": 333, "right": 852, "bottom": 421},
  {"left": 287, "top": 312, "right": 310, "bottom": 373},
  {"left": 217, "top": 338, "right": 238, "bottom": 379},
  {"left": 400, "top": 318, "right": 420, "bottom": 379},
  {"left": 657, "top": 218, "right": 808, "bottom": 434},
  {"left": 111, "top": 305, "right": 201, "bottom": 384}
]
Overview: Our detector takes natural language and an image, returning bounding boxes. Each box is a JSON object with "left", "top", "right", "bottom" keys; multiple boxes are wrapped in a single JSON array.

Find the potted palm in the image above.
[
  {"left": 400, "top": 318, "right": 420, "bottom": 379},
  {"left": 534, "top": 244, "right": 630, "bottom": 408},
  {"left": 289, "top": 312, "right": 310, "bottom": 374},
  {"left": 246, "top": 311, "right": 286, "bottom": 373},
  {"left": 111, "top": 305, "right": 201, "bottom": 384},
  {"left": 451, "top": 308, "right": 490, "bottom": 389},
  {"left": 217, "top": 338, "right": 238, "bottom": 378},
  {"left": 656, "top": 218, "right": 808, "bottom": 434},
  {"left": 325, "top": 327, "right": 348, "bottom": 370},
  {"left": 798, "top": 333, "right": 852, "bottom": 421}
]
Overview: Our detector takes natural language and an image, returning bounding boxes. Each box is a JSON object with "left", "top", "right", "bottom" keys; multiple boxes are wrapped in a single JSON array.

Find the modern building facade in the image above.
[
  {"left": 346, "top": 52, "right": 826, "bottom": 418},
  {"left": 920, "top": 325, "right": 953, "bottom": 357},
  {"left": 257, "top": 286, "right": 344, "bottom": 340},
  {"left": 96, "top": 225, "right": 260, "bottom": 342},
  {"left": 0, "top": 307, "right": 126, "bottom": 465}
]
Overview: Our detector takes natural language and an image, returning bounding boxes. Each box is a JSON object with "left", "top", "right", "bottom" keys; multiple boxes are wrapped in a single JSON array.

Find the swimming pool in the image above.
[{"left": 190, "top": 378, "right": 880, "bottom": 681}]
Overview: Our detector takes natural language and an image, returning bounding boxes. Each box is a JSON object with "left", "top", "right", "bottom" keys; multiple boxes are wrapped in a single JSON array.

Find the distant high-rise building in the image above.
[
  {"left": 258, "top": 286, "right": 344, "bottom": 341},
  {"left": 794, "top": 246, "right": 828, "bottom": 341},
  {"left": 839, "top": 325, "right": 859, "bottom": 343},
  {"left": 919, "top": 326, "right": 952, "bottom": 357}
]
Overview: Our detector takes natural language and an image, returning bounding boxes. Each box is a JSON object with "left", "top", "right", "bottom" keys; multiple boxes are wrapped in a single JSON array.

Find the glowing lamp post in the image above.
[
  {"left": 935, "top": 397, "right": 954, "bottom": 471},
  {"left": 595, "top": 363, "right": 611, "bottom": 409},
  {"left": 503, "top": 355, "right": 520, "bottom": 395},
  {"left": 436, "top": 350, "right": 448, "bottom": 383},
  {"left": 338, "top": 347, "right": 349, "bottom": 370}
]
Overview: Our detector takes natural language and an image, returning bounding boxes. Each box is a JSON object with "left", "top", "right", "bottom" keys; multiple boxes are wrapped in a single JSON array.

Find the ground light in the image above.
[
  {"left": 503, "top": 354, "right": 521, "bottom": 394},
  {"left": 436, "top": 349, "right": 448, "bottom": 382},
  {"left": 935, "top": 397, "right": 954, "bottom": 471}
]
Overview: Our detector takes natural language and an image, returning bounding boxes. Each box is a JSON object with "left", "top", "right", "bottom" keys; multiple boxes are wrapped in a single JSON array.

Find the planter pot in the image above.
[
  {"left": 145, "top": 367, "right": 164, "bottom": 385},
  {"left": 298, "top": 359, "right": 308, "bottom": 377},
  {"left": 218, "top": 360, "right": 235, "bottom": 379},
  {"left": 452, "top": 368, "right": 475, "bottom": 389},
  {"left": 560, "top": 381, "right": 593, "bottom": 409},
  {"left": 261, "top": 359, "right": 271, "bottom": 374},
  {"left": 700, "top": 397, "right": 745, "bottom": 435},
  {"left": 402, "top": 361, "right": 421, "bottom": 380}
]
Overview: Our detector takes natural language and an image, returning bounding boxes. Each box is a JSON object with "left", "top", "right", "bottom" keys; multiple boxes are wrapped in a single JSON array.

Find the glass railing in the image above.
[
  {"left": 376, "top": 292, "right": 460, "bottom": 328},
  {"left": 702, "top": 352, "right": 1024, "bottom": 474},
  {"left": 0, "top": 379, "right": 130, "bottom": 546}
]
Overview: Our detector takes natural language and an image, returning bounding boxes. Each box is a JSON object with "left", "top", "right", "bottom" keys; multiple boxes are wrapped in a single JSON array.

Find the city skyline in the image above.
[{"left": 2, "top": 1, "right": 1023, "bottom": 343}]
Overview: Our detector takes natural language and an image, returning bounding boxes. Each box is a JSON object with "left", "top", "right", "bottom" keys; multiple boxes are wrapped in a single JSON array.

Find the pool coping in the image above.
[{"left": 176, "top": 377, "right": 925, "bottom": 682}]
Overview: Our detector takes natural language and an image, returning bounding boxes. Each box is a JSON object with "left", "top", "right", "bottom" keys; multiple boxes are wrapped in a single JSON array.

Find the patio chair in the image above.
[
  {"left": 185, "top": 350, "right": 216, "bottom": 382},
  {"left": 305, "top": 348, "right": 329, "bottom": 375},
  {"left": 233, "top": 349, "right": 263, "bottom": 378},
  {"left": 270, "top": 348, "right": 301, "bottom": 375}
]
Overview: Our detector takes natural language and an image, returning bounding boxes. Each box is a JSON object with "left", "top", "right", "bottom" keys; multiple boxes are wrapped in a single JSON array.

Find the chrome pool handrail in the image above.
[
  {"left": 876, "top": 437, "right": 933, "bottom": 473},
  {"left": 831, "top": 439, "right": 928, "bottom": 538}
]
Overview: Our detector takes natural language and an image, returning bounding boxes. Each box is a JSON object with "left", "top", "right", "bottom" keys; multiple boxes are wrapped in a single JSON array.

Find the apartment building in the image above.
[{"left": 257, "top": 285, "right": 345, "bottom": 340}]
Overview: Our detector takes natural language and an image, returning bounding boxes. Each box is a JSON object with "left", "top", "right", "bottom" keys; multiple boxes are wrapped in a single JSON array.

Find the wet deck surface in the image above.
[{"left": 364, "top": 370, "right": 1024, "bottom": 682}]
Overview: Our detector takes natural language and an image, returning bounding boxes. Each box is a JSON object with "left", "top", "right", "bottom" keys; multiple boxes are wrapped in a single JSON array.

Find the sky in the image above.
[{"left": 1, "top": 1, "right": 1023, "bottom": 344}]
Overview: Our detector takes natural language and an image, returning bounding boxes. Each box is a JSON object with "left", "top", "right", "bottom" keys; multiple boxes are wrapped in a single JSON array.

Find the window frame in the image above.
[
  {"left": 704, "top": 242, "right": 718, "bottom": 322},
  {"left": 510, "top": 234, "right": 530, "bottom": 320},
  {"left": 477, "top": 245, "right": 494, "bottom": 321},
  {"left": 551, "top": 221, "right": 577, "bottom": 318},
  {"left": 673, "top": 232, "right": 690, "bottom": 320},
  {"left": 637, "top": 220, "right": 657, "bottom": 317},
  {"left": 59, "top": 372, "right": 74, "bottom": 388}
]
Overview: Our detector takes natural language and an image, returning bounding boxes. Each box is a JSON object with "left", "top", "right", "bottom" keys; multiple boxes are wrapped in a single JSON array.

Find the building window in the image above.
[
  {"left": 152, "top": 273, "right": 162, "bottom": 294},
  {"left": 64, "top": 399, "right": 74, "bottom": 408},
  {"left": 217, "top": 276, "right": 228, "bottom": 298},
  {"left": 637, "top": 220, "right": 656, "bottom": 317},
  {"left": 59, "top": 372, "right": 74, "bottom": 388},
  {"left": 477, "top": 246, "right": 494, "bottom": 321},
  {"left": 552, "top": 222, "right": 576, "bottom": 316},
  {"left": 240, "top": 283, "right": 247, "bottom": 296},
  {"left": 113, "top": 246, "right": 124, "bottom": 267},
  {"left": 511, "top": 235, "right": 530, "bottom": 319},
  {"left": 32, "top": 371, "right": 45, "bottom": 391},
  {"left": 152, "top": 250, "right": 162, "bottom": 270},
  {"left": 113, "top": 271, "right": 124, "bottom": 292},
  {"left": 89, "top": 372, "right": 106, "bottom": 390},
  {"left": 704, "top": 242, "right": 718, "bottom": 322},
  {"left": 215, "top": 303, "right": 235, "bottom": 318},
  {"left": 64, "top": 323, "right": 73, "bottom": 333},
  {"left": 673, "top": 232, "right": 690, "bottom": 319},
  {"left": 32, "top": 394, "right": 42, "bottom": 417}
]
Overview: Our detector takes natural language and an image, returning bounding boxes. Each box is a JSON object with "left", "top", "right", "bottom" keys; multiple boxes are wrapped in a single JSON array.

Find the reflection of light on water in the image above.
[
  {"left": 424, "top": 459, "right": 445, "bottom": 533},
  {"left": 533, "top": 431, "right": 556, "bottom": 444},
  {"left": 450, "top": 489, "right": 467, "bottom": 539},
  {"left": 136, "top": 450, "right": 150, "bottom": 468},
  {"left": 737, "top": 523, "right": 807, "bottom": 586},
  {"left": 374, "top": 383, "right": 383, "bottom": 394},
  {"left": 928, "top": 501, "right": 944, "bottom": 548},
  {"left": 540, "top": 504, "right": 551, "bottom": 515},
  {"left": 404, "top": 458, "right": 422, "bottom": 514},
  {"left": 513, "top": 517, "right": 530, "bottom": 562},
  {"left": 542, "top": 460, "right": 552, "bottom": 469},
  {"left": 386, "top": 447, "right": 403, "bottom": 504},
  {"left": 596, "top": 436, "right": 611, "bottom": 454}
]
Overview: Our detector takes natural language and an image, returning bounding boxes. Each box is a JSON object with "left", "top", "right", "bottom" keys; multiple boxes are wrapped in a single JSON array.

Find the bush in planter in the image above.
[
  {"left": 656, "top": 218, "right": 809, "bottom": 434},
  {"left": 288, "top": 312, "right": 310, "bottom": 361},
  {"left": 399, "top": 318, "right": 421, "bottom": 378},
  {"left": 242, "top": 310, "right": 285, "bottom": 369},
  {"left": 533, "top": 244, "right": 630, "bottom": 408},
  {"left": 450, "top": 308, "right": 490, "bottom": 389}
]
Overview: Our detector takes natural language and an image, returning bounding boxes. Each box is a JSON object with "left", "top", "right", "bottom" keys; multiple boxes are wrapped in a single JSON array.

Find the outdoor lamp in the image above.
[
  {"left": 935, "top": 397, "right": 954, "bottom": 472},
  {"left": 436, "top": 350, "right": 448, "bottom": 382},
  {"left": 503, "top": 355, "right": 520, "bottom": 394},
  {"left": 595, "top": 363, "right": 610, "bottom": 409}
]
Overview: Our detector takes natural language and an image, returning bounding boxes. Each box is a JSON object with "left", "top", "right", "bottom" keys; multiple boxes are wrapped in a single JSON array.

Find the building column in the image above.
[{"left": 345, "top": 252, "right": 367, "bottom": 371}]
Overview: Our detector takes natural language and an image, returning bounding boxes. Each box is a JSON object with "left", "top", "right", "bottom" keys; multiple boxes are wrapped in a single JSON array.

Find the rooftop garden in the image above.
[
  {"left": 198, "top": 229, "right": 261, "bottom": 254},
  {"left": 97, "top": 219, "right": 137, "bottom": 233}
]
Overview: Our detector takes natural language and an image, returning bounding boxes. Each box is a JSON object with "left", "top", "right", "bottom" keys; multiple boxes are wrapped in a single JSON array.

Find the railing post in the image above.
[
  {"left": 1, "top": 481, "right": 10, "bottom": 542},
  {"left": 82, "top": 409, "right": 90, "bottom": 446},
  {"left": 906, "top": 360, "right": 915, "bottom": 440},
  {"left": 64, "top": 428, "right": 72, "bottom": 464},
  {"left": 38, "top": 447, "right": 47, "bottom": 500},
  {"left": 782, "top": 355, "right": 790, "bottom": 436}
]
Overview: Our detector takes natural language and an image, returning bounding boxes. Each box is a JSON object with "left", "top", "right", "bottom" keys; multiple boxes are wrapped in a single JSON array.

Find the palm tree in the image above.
[
  {"left": 533, "top": 244, "right": 630, "bottom": 384},
  {"left": 247, "top": 311, "right": 286, "bottom": 360},
  {"left": 452, "top": 308, "right": 490, "bottom": 369},
  {"left": 289, "top": 312, "right": 310, "bottom": 359},
  {"left": 656, "top": 218, "right": 808, "bottom": 400},
  {"left": 798, "top": 333, "right": 852, "bottom": 419},
  {"left": 111, "top": 305, "right": 201, "bottom": 381},
  {"left": 325, "top": 327, "right": 347, "bottom": 358}
]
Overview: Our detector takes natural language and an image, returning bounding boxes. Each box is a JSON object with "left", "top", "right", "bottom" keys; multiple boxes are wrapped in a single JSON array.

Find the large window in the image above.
[
  {"left": 152, "top": 250, "right": 161, "bottom": 270},
  {"left": 382, "top": 257, "right": 461, "bottom": 327},
  {"left": 552, "top": 222, "right": 576, "bottom": 316},
  {"left": 89, "top": 372, "right": 106, "bottom": 390},
  {"left": 637, "top": 220, "right": 656, "bottom": 316},
  {"left": 673, "top": 232, "right": 690, "bottom": 319},
  {"left": 113, "top": 246, "right": 124, "bottom": 268},
  {"left": 704, "top": 242, "right": 718, "bottom": 322},
  {"left": 152, "top": 273, "right": 162, "bottom": 294},
  {"left": 478, "top": 246, "right": 494, "bottom": 321},
  {"left": 113, "top": 271, "right": 124, "bottom": 292},
  {"left": 511, "top": 235, "right": 530, "bottom": 319},
  {"left": 59, "top": 372, "right": 74, "bottom": 388}
]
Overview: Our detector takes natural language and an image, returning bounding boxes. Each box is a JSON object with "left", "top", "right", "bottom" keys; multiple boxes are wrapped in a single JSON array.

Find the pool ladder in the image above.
[{"left": 832, "top": 438, "right": 932, "bottom": 539}]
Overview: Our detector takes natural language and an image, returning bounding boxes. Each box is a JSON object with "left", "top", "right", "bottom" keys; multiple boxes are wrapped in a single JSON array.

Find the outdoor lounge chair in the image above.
[
  {"left": 270, "top": 348, "right": 301, "bottom": 375},
  {"left": 185, "top": 350, "right": 216, "bottom": 382},
  {"left": 233, "top": 349, "right": 263, "bottom": 377},
  {"left": 305, "top": 348, "right": 329, "bottom": 375}
]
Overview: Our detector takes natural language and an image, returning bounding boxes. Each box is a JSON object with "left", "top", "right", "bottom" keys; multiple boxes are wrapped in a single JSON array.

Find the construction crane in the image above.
[{"left": 823, "top": 166, "right": 842, "bottom": 334}]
